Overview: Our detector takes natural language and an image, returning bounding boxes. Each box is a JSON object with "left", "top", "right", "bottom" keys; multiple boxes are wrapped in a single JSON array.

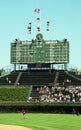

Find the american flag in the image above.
[{"left": 34, "top": 8, "right": 40, "bottom": 13}]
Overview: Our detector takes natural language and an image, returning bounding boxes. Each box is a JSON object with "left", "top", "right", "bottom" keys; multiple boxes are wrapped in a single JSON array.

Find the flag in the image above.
[
  {"left": 27, "top": 22, "right": 32, "bottom": 34},
  {"left": 46, "top": 21, "right": 50, "bottom": 26},
  {"left": 37, "top": 18, "right": 40, "bottom": 20},
  {"left": 46, "top": 21, "right": 50, "bottom": 32},
  {"left": 37, "top": 26, "right": 40, "bottom": 32},
  {"left": 34, "top": 8, "right": 40, "bottom": 13},
  {"left": 37, "top": 18, "right": 41, "bottom": 23}
]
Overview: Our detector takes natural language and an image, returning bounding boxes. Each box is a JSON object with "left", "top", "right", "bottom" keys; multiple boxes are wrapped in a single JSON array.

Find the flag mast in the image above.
[{"left": 27, "top": 8, "right": 50, "bottom": 34}]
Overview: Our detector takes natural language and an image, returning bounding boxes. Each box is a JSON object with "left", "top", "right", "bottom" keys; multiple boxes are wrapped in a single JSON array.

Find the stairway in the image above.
[
  {"left": 14, "top": 72, "right": 22, "bottom": 86},
  {"left": 54, "top": 71, "right": 59, "bottom": 86}
]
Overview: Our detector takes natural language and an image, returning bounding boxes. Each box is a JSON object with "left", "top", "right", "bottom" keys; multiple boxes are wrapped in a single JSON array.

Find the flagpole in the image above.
[
  {"left": 38, "top": 9, "right": 41, "bottom": 32},
  {"left": 39, "top": 9, "right": 41, "bottom": 32},
  {"left": 34, "top": 8, "right": 41, "bottom": 33}
]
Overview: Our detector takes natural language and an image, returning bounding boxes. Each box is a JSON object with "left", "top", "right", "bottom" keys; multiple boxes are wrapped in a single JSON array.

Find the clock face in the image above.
[{"left": 36, "top": 33, "right": 43, "bottom": 40}]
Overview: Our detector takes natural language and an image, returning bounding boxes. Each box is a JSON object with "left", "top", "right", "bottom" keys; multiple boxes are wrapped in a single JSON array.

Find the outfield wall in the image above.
[{"left": 0, "top": 102, "right": 81, "bottom": 114}]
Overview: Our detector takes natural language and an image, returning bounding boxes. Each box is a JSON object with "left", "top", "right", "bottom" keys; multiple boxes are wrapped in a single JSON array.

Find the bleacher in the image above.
[
  {"left": 0, "top": 71, "right": 19, "bottom": 85},
  {"left": 0, "top": 69, "right": 81, "bottom": 86},
  {"left": 0, "top": 69, "right": 81, "bottom": 103},
  {"left": 58, "top": 70, "right": 81, "bottom": 86},
  {"left": 28, "top": 84, "right": 81, "bottom": 103},
  {"left": 30, "top": 86, "right": 40, "bottom": 99},
  {"left": 19, "top": 70, "right": 56, "bottom": 85}
]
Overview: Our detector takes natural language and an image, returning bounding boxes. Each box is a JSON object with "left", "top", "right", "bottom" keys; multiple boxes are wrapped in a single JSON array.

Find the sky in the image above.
[{"left": 0, "top": 0, "right": 81, "bottom": 70}]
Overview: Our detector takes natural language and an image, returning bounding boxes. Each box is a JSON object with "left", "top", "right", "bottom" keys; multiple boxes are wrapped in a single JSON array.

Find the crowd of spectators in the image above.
[{"left": 28, "top": 85, "right": 81, "bottom": 103}]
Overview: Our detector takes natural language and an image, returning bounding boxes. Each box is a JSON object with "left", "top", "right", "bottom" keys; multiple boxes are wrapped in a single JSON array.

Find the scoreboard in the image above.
[{"left": 11, "top": 33, "right": 69, "bottom": 64}]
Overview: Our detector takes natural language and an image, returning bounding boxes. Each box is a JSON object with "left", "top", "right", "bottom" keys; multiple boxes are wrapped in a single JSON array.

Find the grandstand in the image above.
[
  {"left": 0, "top": 69, "right": 81, "bottom": 86},
  {"left": 0, "top": 33, "right": 81, "bottom": 106}
]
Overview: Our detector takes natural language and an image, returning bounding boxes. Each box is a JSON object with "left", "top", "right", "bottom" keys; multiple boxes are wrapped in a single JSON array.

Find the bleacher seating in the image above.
[
  {"left": 0, "top": 71, "right": 19, "bottom": 85},
  {"left": 0, "top": 69, "right": 81, "bottom": 103},
  {"left": 28, "top": 85, "right": 81, "bottom": 103},
  {"left": 58, "top": 70, "right": 81, "bottom": 86},
  {"left": 0, "top": 69, "right": 81, "bottom": 86},
  {"left": 19, "top": 70, "right": 56, "bottom": 85}
]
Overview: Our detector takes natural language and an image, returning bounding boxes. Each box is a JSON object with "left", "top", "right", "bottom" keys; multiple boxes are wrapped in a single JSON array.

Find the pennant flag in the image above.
[
  {"left": 37, "top": 27, "right": 40, "bottom": 32},
  {"left": 37, "top": 29, "right": 40, "bottom": 32},
  {"left": 28, "top": 26, "right": 31, "bottom": 29},
  {"left": 46, "top": 21, "right": 50, "bottom": 32},
  {"left": 37, "top": 27, "right": 40, "bottom": 29},
  {"left": 27, "top": 22, "right": 32, "bottom": 34},
  {"left": 37, "top": 18, "right": 40, "bottom": 22},
  {"left": 36, "top": 17, "right": 41, "bottom": 32},
  {"left": 46, "top": 29, "right": 49, "bottom": 31},
  {"left": 37, "top": 18, "right": 40, "bottom": 20},
  {"left": 47, "top": 21, "right": 50, "bottom": 26},
  {"left": 28, "top": 22, "right": 32, "bottom": 24},
  {"left": 34, "top": 8, "right": 40, "bottom": 13}
]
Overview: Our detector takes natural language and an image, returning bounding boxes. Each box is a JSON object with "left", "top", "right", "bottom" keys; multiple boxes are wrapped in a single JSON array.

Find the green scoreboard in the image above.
[{"left": 11, "top": 33, "right": 69, "bottom": 64}]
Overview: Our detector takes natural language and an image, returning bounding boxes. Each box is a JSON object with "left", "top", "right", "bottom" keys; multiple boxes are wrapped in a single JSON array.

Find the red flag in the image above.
[{"left": 34, "top": 8, "right": 40, "bottom": 13}]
